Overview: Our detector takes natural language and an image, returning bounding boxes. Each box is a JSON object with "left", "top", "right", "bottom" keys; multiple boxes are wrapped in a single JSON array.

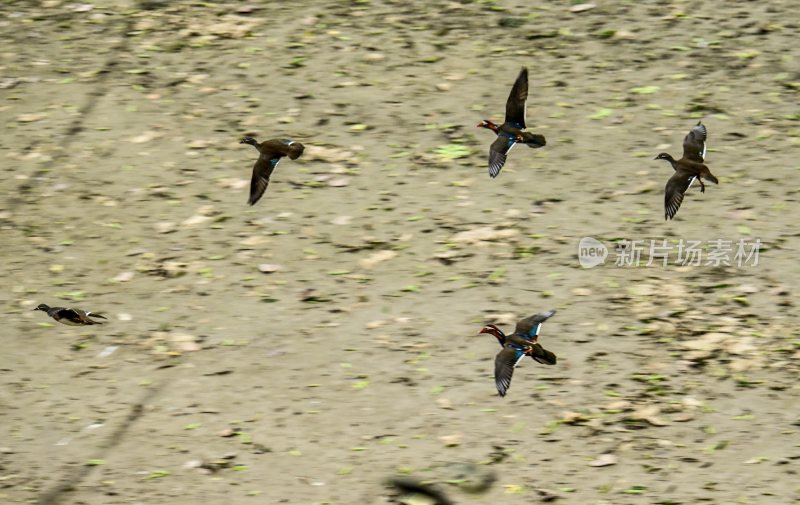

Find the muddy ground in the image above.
[{"left": 1, "top": 1, "right": 799, "bottom": 504}]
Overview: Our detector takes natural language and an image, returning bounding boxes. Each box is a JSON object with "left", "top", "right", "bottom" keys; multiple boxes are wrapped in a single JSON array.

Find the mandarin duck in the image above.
[
  {"left": 477, "top": 67, "right": 546, "bottom": 178},
  {"left": 480, "top": 309, "right": 557, "bottom": 397}
]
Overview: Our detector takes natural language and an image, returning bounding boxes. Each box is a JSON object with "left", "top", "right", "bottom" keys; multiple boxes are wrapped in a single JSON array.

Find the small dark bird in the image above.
[
  {"left": 239, "top": 137, "right": 305, "bottom": 205},
  {"left": 655, "top": 121, "right": 719, "bottom": 220},
  {"left": 477, "top": 67, "right": 546, "bottom": 178},
  {"left": 479, "top": 310, "right": 557, "bottom": 397},
  {"left": 34, "top": 303, "right": 107, "bottom": 326}
]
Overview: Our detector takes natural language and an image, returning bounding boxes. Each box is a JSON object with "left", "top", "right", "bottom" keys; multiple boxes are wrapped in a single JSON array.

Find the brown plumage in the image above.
[
  {"left": 240, "top": 137, "right": 305, "bottom": 205},
  {"left": 655, "top": 122, "right": 719, "bottom": 220},
  {"left": 34, "top": 303, "right": 107, "bottom": 326}
]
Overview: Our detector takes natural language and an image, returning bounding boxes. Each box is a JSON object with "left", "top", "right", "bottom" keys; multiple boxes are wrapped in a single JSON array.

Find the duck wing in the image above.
[
  {"left": 248, "top": 154, "right": 280, "bottom": 206},
  {"left": 53, "top": 307, "right": 91, "bottom": 326},
  {"left": 682, "top": 121, "right": 707, "bottom": 163},
  {"left": 494, "top": 346, "right": 527, "bottom": 397},
  {"left": 504, "top": 67, "right": 528, "bottom": 130},
  {"left": 488, "top": 135, "right": 516, "bottom": 178},
  {"left": 664, "top": 167, "right": 696, "bottom": 220},
  {"left": 513, "top": 310, "right": 556, "bottom": 342}
]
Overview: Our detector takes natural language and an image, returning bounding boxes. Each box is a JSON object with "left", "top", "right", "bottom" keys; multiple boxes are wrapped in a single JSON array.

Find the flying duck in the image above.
[
  {"left": 479, "top": 309, "right": 557, "bottom": 397},
  {"left": 34, "top": 303, "right": 107, "bottom": 326},
  {"left": 240, "top": 137, "right": 305, "bottom": 205},
  {"left": 477, "top": 67, "right": 546, "bottom": 178},
  {"left": 655, "top": 121, "right": 719, "bottom": 220}
]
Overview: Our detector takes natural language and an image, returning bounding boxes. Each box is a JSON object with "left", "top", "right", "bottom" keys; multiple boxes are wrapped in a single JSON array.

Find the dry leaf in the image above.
[
  {"left": 359, "top": 250, "right": 397, "bottom": 269},
  {"left": 589, "top": 453, "right": 617, "bottom": 467},
  {"left": 258, "top": 264, "right": 282, "bottom": 274}
]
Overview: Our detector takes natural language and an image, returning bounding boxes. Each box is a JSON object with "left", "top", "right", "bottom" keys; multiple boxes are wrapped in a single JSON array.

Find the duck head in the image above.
[
  {"left": 477, "top": 120, "right": 499, "bottom": 132},
  {"left": 479, "top": 324, "right": 506, "bottom": 344},
  {"left": 34, "top": 303, "right": 50, "bottom": 312},
  {"left": 240, "top": 137, "right": 259, "bottom": 146},
  {"left": 654, "top": 152, "right": 674, "bottom": 163}
]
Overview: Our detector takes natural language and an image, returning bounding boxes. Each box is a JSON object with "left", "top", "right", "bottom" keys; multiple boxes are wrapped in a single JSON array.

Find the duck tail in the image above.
[
  {"left": 522, "top": 133, "right": 546, "bottom": 148},
  {"left": 530, "top": 344, "right": 557, "bottom": 365},
  {"left": 704, "top": 173, "right": 719, "bottom": 184}
]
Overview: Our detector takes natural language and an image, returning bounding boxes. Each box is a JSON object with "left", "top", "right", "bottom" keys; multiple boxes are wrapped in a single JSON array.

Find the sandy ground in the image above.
[{"left": 1, "top": 1, "right": 799, "bottom": 504}]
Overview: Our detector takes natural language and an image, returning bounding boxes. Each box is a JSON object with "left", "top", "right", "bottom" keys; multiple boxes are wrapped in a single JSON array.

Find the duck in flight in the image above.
[
  {"left": 479, "top": 310, "right": 557, "bottom": 397},
  {"left": 240, "top": 137, "right": 305, "bottom": 205},
  {"left": 655, "top": 121, "right": 719, "bottom": 220},
  {"left": 34, "top": 303, "right": 107, "bottom": 326},
  {"left": 477, "top": 67, "right": 546, "bottom": 178}
]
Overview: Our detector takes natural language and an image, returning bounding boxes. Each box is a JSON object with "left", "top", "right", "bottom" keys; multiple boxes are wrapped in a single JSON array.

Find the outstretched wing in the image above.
[
  {"left": 488, "top": 136, "right": 516, "bottom": 178},
  {"left": 54, "top": 308, "right": 90, "bottom": 326},
  {"left": 505, "top": 67, "right": 528, "bottom": 130},
  {"left": 513, "top": 310, "right": 557, "bottom": 341},
  {"left": 494, "top": 346, "right": 527, "bottom": 397},
  {"left": 248, "top": 155, "right": 280, "bottom": 206},
  {"left": 682, "top": 121, "right": 707, "bottom": 163},
  {"left": 664, "top": 168, "right": 695, "bottom": 220}
]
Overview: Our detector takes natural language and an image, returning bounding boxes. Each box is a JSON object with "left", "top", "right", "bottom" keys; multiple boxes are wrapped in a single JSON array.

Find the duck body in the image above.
[
  {"left": 477, "top": 67, "right": 546, "bottom": 178},
  {"left": 656, "top": 122, "right": 719, "bottom": 220},
  {"left": 240, "top": 136, "right": 305, "bottom": 206},
  {"left": 34, "top": 303, "right": 107, "bottom": 326},
  {"left": 479, "top": 310, "right": 557, "bottom": 397}
]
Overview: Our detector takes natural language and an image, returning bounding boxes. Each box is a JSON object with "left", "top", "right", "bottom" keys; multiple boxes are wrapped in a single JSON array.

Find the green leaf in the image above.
[
  {"left": 352, "top": 380, "right": 370, "bottom": 390},
  {"left": 589, "top": 108, "right": 612, "bottom": 120},
  {"left": 435, "top": 144, "right": 472, "bottom": 160},
  {"left": 142, "top": 470, "right": 170, "bottom": 480},
  {"left": 630, "top": 85, "right": 660, "bottom": 94},
  {"left": 624, "top": 485, "right": 647, "bottom": 494}
]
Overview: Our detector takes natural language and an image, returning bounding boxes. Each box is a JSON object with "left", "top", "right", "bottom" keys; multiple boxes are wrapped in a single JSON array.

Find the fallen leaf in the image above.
[
  {"left": 570, "top": 3, "right": 596, "bottom": 13},
  {"left": 258, "top": 264, "right": 282, "bottom": 274},
  {"left": 359, "top": 250, "right": 397, "bottom": 269},
  {"left": 589, "top": 453, "right": 617, "bottom": 467}
]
